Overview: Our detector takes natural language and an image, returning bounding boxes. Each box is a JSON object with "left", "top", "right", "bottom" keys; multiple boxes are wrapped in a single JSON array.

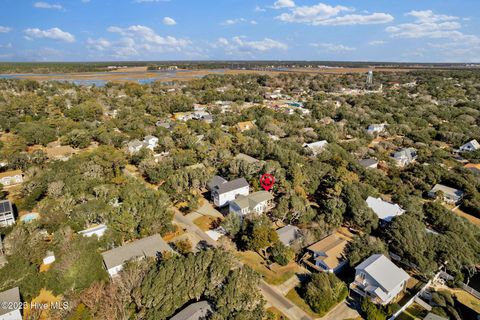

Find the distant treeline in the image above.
[{"left": 0, "top": 61, "right": 477, "bottom": 74}]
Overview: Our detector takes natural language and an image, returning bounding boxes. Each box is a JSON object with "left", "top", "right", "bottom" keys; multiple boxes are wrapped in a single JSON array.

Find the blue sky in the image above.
[{"left": 0, "top": 0, "right": 479, "bottom": 62}]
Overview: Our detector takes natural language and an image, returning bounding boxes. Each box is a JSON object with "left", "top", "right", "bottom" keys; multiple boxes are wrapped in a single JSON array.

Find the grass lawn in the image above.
[
  {"left": 285, "top": 287, "right": 321, "bottom": 318},
  {"left": 450, "top": 289, "right": 480, "bottom": 314},
  {"left": 452, "top": 207, "right": 480, "bottom": 226},
  {"left": 235, "top": 251, "right": 302, "bottom": 285},
  {"left": 162, "top": 226, "right": 185, "bottom": 241},
  {"left": 267, "top": 306, "right": 289, "bottom": 320},
  {"left": 193, "top": 215, "right": 219, "bottom": 231},
  {"left": 397, "top": 303, "right": 428, "bottom": 320}
]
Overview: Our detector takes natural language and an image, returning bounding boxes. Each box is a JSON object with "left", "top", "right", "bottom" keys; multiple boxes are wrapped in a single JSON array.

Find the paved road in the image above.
[
  {"left": 319, "top": 298, "right": 360, "bottom": 320},
  {"left": 173, "top": 210, "right": 218, "bottom": 247},
  {"left": 260, "top": 280, "right": 313, "bottom": 320},
  {"left": 174, "top": 209, "right": 312, "bottom": 320}
]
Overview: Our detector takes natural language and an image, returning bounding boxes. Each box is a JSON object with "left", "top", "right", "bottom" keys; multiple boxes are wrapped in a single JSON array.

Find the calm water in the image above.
[{"left": 0, "top": 69, "right": 227, "bottom": 87}]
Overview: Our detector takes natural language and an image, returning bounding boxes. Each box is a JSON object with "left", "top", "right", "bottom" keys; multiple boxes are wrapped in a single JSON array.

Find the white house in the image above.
[
  {"left": 427, "top": 184, "right": 464, "bottom": 204},
  {"left": 207, "top": 176, "right": 249, "bottom": 207},
  {"left": 101, "top": 234, "right": 175, "bottom": 278},
  {"left": 0, "top": 170, "right": 23, "bottom": 187},
  {"left": 229, "top": 191, "right": 274, "bottom": 216},
  {"left": 303, "top": 140, "right": 328, "bottom": 156},
  {"left": 0, "top": 287, "right": 22, "bottom": 320},
  {"left": 366, "top": 196, "right": 405, "bottom": 223},
  {"left": 43, "top": 251, "right": 55, "bottom": 265},
  {"left": 459, "top": 139, "right": 480, "bottom": 152},
  {"left": 143, "top": 136, "right": 159, "bottom": 151},
  {"left": 79, "top": 224, "right": 108, "bottom": 238},
  {"left": 367, "top": 124, "right": 387, "bottom": 134},
  {"left": 0, "top": 200, "right": 15, "bottom": 227},
  {"left": 350, "top": 254, "right": 410, "bottom": 305},
  {"left": 127, "top": 140, "right": 144, "bottom": 154},
  {"left": 392, "top": 148, "right": 417, "bottom": 167}
]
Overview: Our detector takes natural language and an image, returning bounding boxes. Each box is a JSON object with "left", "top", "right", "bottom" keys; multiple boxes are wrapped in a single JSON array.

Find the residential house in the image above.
[
  {"left": 207, "top": 176, "right": 249, "bottom": 207},
  {"left": 350, "top": 254, "right": 410, "bottom": 305},
  {"left": 127, "top": 136, "right": 159, "bottom": 153},
  {"left": 170, "top": 301, "right": 213, "bottom": 320},
  {"left": 0, "top": 170, "right": 23, "bottom": 187},
  {"left": 392, "top": 148, "right": 417, "bottom": 167},
  {"left": 303, "top": 140, "right": 328, "bottom": 156},
  {"left": 367, "top": 124, "right": 387, "bottom": 134},
  {"left": 459, "top": 139, "right": 480, "bottom": 152},
  {"left": 79, "top": 224, "right": 108, "bottom": 238},
  {"left": 0, "top": 287, "right": 22, "bottom": 320},
  {"left": 229, "top": 191, "right": 274, "bottom": 216},
  {"left": 359, "top": 158, "right": 378, "bottom": 169},
  {"left": 366, "top": 196, "right": 405, "bottom": 223},
  {"left": 43, "top": 251, "right": 55, "bottom": 265},
  {"left": 236, "top": 121, "right": 256, "bottom": 132},
  {"left": 428, "top": 184, "right": 464, "bottom": 204},
  {"left": 0, "top": 200, "right": 15, "bottom": 227},
  {"left": 306, "top": 234, "right": 349, "bottom": 273},
  {"left": 102, "top": 234, "right": 174, "bottom": 278},
  {"left": 156, "top": 121, "right": 173, "bottom": 130},
  {"left": 276, "top": 225, "right": 301, "bottom": 247},
  {"left": 127, "top": 140, "right": 144, "bottom": 154},
  {"left": 143, "top": 136, "right": 159, "bottom": 151}
]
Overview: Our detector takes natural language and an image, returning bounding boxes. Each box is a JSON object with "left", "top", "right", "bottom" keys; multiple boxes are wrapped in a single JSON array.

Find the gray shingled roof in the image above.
[
  {"left": 231, "top": 191, "right": 273, "bottom": 210},
  {"left": 170, "top": 301, "right": 212, "bottom": 320},
  {"left": 359, "top": 158, "right": 378, "bottom": 168},
  {"left": 102, "top": 234, "right": 174, "bottom": 270},
  {"left": 0, "top": 287, "right": 20, "bottom": 316},
  {"left": 276, "top": 225, "right": 301, "bottom": 246},
  {"left": 356, "top": 254, "right": 410, "bottom": 293},
  {"left": 429, "top": 184, "right": 464, "bottom": 199},
  {"left": 208, "top": 176, "right": 249, "bottom": 195}
]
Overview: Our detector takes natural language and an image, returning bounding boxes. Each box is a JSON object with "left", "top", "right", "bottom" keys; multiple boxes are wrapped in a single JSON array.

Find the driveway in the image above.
[
  {"left": 260, "top": 280, "right": 313, "bottom": 320},
  {"left": 194, "top": 200, "right": 224, "bottom": 218},
  {"left": 319, "top": 296, "right": 360, "bottom": 320},
  {"left": 173, "top": 209, "right": 218, "bottom": 248}
]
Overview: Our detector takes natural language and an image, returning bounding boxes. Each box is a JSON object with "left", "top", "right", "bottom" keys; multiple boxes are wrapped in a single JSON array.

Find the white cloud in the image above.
[
  {"left": 311, "top": 42, "right": 356, "bottom": 51},
  {"left": 108, "top": 25, "right": 189, "bottom": 47},
  {"left": 255, "top": 5, "right": 266, "bottom": 12},
  {"left": 368, "top": 40, "right": 385, "bottom": 45},
  {"left": 86, "top": 38, "right": 112, "bottom": 51},
  {"left": 33, "top": 2, "right": 63, "bottom": 10},
  {"left": 222, "top": 18, "right": 257, "bottom": 25},
  {"left": 387, "top": 10, "right": 480, "bottom": 62},
  {"left": 0, "top": 26, "right": 11, "bottom": 33},
  {"left": 24, "top": 27, "right": 75, "bottom": 43},
  {"left": 273, "top": 0, "right": 295, "bottom": 9},
  {"left": 162, "top": 17, "right": 177, "bottom": 25},
  {"left": 385, "top": 10, "right": 480, "bottom": 46},
  {"left": 88, "top": 25, "right": 191, "bottom": 58},
  {"left": 0, "top": 43, "right": 13, "bottom": 49},
  {"left": 217, "top": 36, "right": 287, "bottom": 56},
  {"left": 275, "top": 2, "right": 393, "bottom": 26}
]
